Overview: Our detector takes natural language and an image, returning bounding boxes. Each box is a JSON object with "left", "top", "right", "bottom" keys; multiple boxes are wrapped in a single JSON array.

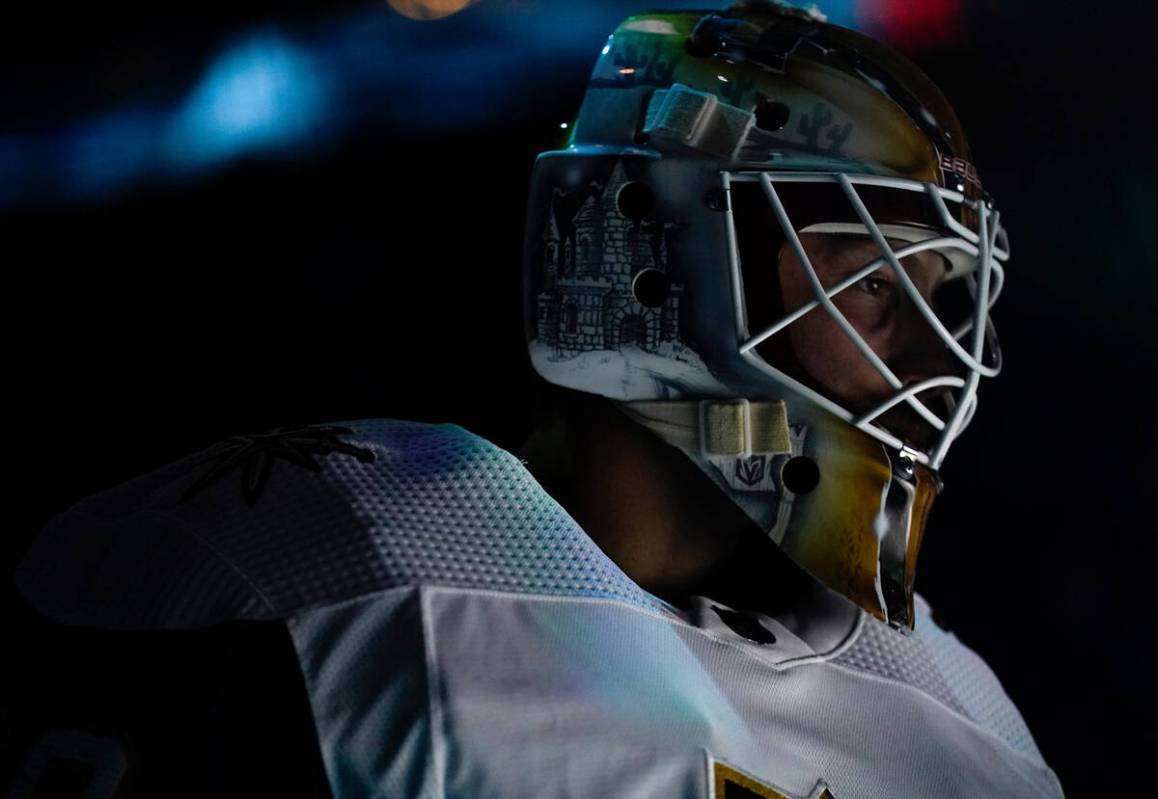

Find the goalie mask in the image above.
[{"left": 522, "top": 2, "right": 1007, "bottom": 632}]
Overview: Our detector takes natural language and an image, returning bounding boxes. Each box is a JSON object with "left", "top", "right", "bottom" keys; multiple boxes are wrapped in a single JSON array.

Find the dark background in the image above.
[{"left": 2, "top": 0, "right": 1154, "bottom": 795}]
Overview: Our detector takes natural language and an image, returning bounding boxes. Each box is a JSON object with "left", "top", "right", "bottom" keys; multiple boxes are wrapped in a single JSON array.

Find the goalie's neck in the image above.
[{"left": 516, "top": 393, "right": 824, "bottom": 620}]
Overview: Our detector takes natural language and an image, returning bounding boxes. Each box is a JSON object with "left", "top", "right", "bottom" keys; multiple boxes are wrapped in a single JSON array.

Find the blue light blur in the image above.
[
  {"left": 165, "top": 31, "right": 332, "bottom": 171},
  {"left": 0, "top": 0, "right": 864, "bottom": 207},
  {"left": 66, "top": 111, "right": 163, "bottom": 198}
]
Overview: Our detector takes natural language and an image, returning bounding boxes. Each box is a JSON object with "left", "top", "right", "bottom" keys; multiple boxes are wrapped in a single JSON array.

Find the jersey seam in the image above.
[
  {"left": 146, "top": 508, "right": 281, "bottom": 617},
  {"left": 284, "top": 582, "right": 858, "bottom": 672},
  {"left": 51, "top": 506, "right": 281, "bottom": 620},
  {"left": 422, "top": 584, "right": 873, "bottom": 671},
  {"left": 419, "top": 585, "right": 448, "bottom": 799},
  {"left": 280, "top": 581, "right": 666, "bottom": 623}
]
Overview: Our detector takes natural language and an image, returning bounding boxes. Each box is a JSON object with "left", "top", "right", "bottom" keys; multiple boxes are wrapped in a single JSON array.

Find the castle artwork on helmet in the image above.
[{"left": 529, "top": 159, "right": 724, "bottom": 400}]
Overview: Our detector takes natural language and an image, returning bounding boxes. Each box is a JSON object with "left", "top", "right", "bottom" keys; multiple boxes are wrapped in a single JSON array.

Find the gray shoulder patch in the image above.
[{"left": 17, "top": 419, "right": 663, "bottom": 631}]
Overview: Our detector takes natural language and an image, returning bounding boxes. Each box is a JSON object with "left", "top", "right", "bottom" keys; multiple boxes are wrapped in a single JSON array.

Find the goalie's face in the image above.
[{"left": 776, "top": 233, "right": 954, "bottom": 448}]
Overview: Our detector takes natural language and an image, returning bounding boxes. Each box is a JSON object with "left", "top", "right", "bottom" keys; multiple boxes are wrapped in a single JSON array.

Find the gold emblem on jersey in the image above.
[{"left": 710, "top": 757, "right": 835, "bottom": 799}]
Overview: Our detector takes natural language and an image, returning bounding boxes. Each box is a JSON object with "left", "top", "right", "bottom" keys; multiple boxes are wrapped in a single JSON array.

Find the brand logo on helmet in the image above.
[
  {"left": 938, "top": 154, "right": 982, "bottom": 191},
  {"left": 736, "top": 454, "right": 767, "bottom": 486}
]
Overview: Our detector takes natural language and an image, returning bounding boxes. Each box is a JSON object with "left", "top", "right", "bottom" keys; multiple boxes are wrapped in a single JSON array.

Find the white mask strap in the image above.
[{"left": 616, "top": 399, "right": 792, "bottom": 457}]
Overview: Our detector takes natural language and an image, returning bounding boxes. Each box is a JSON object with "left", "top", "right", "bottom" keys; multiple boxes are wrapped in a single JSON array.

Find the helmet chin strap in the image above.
[{"left": 613, "top": 399, "right": 797, "bottom": 540}]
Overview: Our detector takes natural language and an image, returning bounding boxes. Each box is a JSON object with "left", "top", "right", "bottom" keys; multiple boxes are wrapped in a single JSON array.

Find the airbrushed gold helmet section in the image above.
[
  {"left": 577, "top": 8, "right": 975, "bottom": 191},
  {"left": 779, "top": 409, "right": 934, "bottom": 629},
  {"left": 751, "top": 61, "right": 937, "bottom": 181}
]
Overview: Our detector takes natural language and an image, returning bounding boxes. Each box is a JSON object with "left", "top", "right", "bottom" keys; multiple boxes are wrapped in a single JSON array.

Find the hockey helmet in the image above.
[{"left": 522, "top": 1, "right": 1007, "bottom": 631}]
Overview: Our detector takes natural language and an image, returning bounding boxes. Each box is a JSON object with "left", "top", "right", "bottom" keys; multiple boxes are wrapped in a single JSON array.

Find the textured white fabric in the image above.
[
  {"left": 17, "top": 419, "right": 663, "bottom": 628},
  {"left": 17, "top": 418, "right": 1062, "bottom": 798},
  {"left": 833, "top": 600, "right": 968, "bottom": 717},
  {"left": 913, "top": 600, "right": 1047, "bottom": 763},
  {"left": 291, "top": 586, "right": 1062, "bottom": 798}
]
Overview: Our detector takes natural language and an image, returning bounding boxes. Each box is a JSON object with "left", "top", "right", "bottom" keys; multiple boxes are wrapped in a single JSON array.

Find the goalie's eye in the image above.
[{"left": 856, "top": 275, "right": 894, "bottom": 297}]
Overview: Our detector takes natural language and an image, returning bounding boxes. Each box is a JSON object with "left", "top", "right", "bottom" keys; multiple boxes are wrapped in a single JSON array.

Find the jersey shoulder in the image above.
[
  {"left": 834, "top": 592, "right": 1053, "bottom": 774},
  {"left": 16, "top": 419, "right": 662, "bottom": 631}
]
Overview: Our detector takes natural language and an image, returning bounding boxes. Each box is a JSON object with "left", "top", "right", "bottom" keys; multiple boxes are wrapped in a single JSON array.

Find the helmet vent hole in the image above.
[
  {"left": 754, "top": 98, "right": 791, "bottom": 132},
  {"left": 781, "top": 456, "right": 820, "bottom": 494},
  {"left": 616, "top": 181, "right": 655, "bottom": 219},
  {"left": 632, "top": 268, "right": 671, "bottom": 308}
]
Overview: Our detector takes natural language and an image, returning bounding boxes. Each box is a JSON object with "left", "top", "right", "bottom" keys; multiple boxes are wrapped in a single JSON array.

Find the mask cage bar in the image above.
[
  {"left": 740, "top": 236, "right": 997, "bottom": 351},
  {"left": 761, "top": 173, "right": 953, "bottom": 433},
  {"left": 835, "top": 174, "right": 1003, "bottom": 378},
  {"left": 722, "top": 170, "right": 1008, "bottom": 469},
  {"left": 929, "top": 192, "right": 1002, "bottom": 467}
]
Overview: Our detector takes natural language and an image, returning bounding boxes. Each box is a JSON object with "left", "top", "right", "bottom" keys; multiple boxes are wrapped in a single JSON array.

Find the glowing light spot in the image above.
[
  {"left": 560, "top": 123, "right": 568, "bottom": 129},
  {"left": 601, "top": 45, "right": 611, "bottom": 55},
  {"left": 387, "top": 0, "right": 474, "bottom": 21},
  {"left": 717, "top": 75, "right": 728, "bottom": 82},
  {"left": 166, "top": 32, "right": 330, "bottom": 169},
  {"left": 618, "top": 68, "right": 635, "bottom": 75},
  {"left": 856, "top": 0, "right": 966, "bottom": 53}
]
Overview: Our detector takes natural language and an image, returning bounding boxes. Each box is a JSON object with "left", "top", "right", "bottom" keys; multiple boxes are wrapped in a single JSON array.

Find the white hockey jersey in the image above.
[{"left": 16, "top": 419, "right": 1063, "bottom": 798}]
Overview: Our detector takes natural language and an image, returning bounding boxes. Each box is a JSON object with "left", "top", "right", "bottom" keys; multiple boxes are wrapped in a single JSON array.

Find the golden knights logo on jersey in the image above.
[{"left": 710, "top": 756, "right": 836, "bottom": 799}]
